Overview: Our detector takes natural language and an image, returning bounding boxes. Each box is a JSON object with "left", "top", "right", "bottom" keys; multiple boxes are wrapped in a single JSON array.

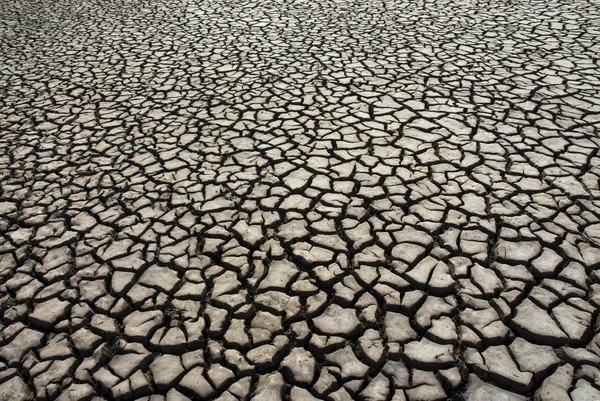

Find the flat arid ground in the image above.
[{"left": 1, "top": 0, "right": 600, "bottom": 400}]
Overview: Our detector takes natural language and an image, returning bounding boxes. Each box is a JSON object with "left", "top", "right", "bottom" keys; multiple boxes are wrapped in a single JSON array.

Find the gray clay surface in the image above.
[{"left": 1, "top": 0, "right": 600, "bottom": 400}]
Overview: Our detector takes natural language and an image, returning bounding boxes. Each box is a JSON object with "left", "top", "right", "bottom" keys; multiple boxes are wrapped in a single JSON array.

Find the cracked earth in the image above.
[{"left": 1, "top": 0, "right": 600, "bottom": 400}]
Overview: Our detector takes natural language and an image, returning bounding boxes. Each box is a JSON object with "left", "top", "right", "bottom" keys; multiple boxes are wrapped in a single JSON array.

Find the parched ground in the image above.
[{"left": 1, "top": 0, "right": 600, "bottom": 400}]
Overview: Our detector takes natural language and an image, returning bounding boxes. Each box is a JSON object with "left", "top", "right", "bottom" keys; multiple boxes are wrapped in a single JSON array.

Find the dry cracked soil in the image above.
[{"left": 1, "top": 0, "right": 600, "bottom": 400}]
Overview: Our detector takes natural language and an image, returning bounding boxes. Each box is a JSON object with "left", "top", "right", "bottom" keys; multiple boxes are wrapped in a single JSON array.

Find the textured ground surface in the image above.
[{"left": 1, "top": 0, "right": 600, "bottom": 400}]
